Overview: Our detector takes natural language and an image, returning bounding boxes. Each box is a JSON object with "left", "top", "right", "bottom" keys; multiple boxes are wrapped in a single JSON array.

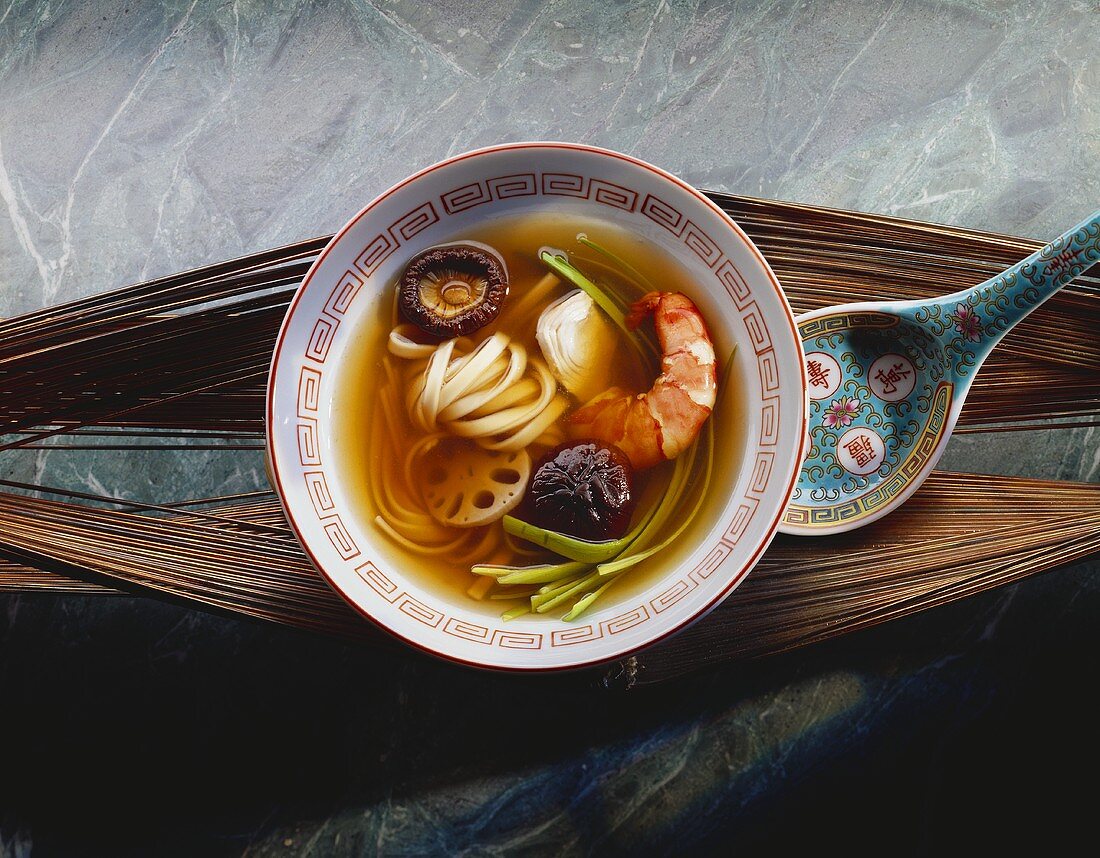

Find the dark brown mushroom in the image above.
[
  {"left": 521, "top": 440, "right": 636, "bottom": 541},
  {"left": 398, "top": 242, "right": 508, "bottom": 337}
]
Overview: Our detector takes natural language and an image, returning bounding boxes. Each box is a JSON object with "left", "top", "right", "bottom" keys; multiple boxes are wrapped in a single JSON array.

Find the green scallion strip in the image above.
[
  {"left": 471, "top": 560, "right": 589, "bottom": 583},
  {"left": 574, "top": 237, "right": 659, "bottom": 354},
  {"left": 594, "top": 439, "right": 698, "bottom": 574},
  {"left": 577, "top": 235, "right": 658, "bottom": 295},
  {"left": 535, "top": 571, "right": 605, "bottom": 614},
  {"left": 502, "top": 516, "right": 626, "bottom": 563},
  {"left": 487, "top": 253, "right": 735, "bottom": 621},
  {"left": 563, "top": 574, "right": 622, "bottom": 622},
  {"left": 539, "top": 251, "right": 629, "bottom": 333},
  {"left": 498, "top": 561, "right": 590, "bottom": 584},
  {"left": 530, "top": 571, "right": 592, "bottom": 607},
  {"left": 564, "top": 254, "right": 660, "bottom": 356},
  {"left": 562, "top": 256, "right": 633, "bottom": 313},
  {"left": 598, "top": 421, "right": 714, "bottom": 576}
]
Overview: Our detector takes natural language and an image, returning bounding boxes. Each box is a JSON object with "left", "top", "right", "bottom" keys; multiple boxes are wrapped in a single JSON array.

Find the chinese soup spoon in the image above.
[{"left": 780, "top": 209, "right": 1100, "bottom": 536}]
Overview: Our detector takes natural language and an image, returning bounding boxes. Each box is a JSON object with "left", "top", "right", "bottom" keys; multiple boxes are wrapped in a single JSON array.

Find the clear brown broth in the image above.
[{"left": 333, "top": 211, "right": 747, "bottom": 612}]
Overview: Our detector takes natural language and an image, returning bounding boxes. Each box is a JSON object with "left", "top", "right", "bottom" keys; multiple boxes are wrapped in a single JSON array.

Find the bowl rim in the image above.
[{"left": 266, "top": 141, "right": 808, "bottom": 671}]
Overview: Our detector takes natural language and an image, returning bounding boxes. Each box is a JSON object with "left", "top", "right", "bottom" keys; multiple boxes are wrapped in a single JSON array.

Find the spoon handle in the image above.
[{"left": 934, "top": 210, "right": 1100, "bottom": 361}]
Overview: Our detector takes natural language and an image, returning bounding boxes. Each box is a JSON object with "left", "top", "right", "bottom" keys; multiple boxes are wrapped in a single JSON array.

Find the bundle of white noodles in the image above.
[
  {"left": 387, "top": 326, "right": 570, "bottom": 451},
  {"left": 368, "top": 361, "right": 504, "bottom": 563},
  {"left": 367, "top": 274, "right": 570, "bottom": 567}
]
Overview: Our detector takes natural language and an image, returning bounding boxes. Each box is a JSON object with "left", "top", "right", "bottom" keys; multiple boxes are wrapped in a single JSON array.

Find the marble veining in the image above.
[{"left": 0, "top": 0, "right": 1097, "bottom": 854}]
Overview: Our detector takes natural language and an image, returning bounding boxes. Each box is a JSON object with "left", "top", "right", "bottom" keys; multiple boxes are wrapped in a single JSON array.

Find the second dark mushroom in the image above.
[{"left": 521, "top": 440, "right": 637, "bottom": 542}]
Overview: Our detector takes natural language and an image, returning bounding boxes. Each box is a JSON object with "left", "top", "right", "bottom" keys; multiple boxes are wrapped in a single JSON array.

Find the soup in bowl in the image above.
[{"left": 267, "top": 143, "right": 806, "bottom": 670}]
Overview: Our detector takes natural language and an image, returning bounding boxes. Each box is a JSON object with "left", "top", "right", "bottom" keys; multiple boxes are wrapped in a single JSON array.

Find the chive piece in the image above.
[
  {"left": 467, "top": 574, "right": 495, "bottom": 600},
  {"left": 577, "top": 235, "right": 658, "bottom": 295},
  {"left": 598, "top": 422, "right": 714, "bottom": 575},
  {"left": 562, "top": 591, "right": 600, "bottom": 623},
  {"left": 530, "top": 571, "right": 591, "bottom": 607},
  {"left": 563, "top": 574, "right": 622, "bottom": 622},
  {"left": 501, "top": 605, "right": 531, "bottom": 622},
  {"left": 503, "top": 515, "right": 631, "bottom": 563},
  {"left": 509, "top": 248, "right": 734, "bottom": 619},
  {"left": 595, "top": 438, "right": 697, "bottom": 575},
  {"left": 497, "top": 561, "right": 591, "bottom": 585},
  {"left": 573, "top": 237, "right": 660, "bottom": 352},
  {"left": 471, "top": 561, "right": 589, "bottom": 584},
  {"left": 470, "top": 564, "right": 513, "bottom": 578},
  {"left": 534, "top": 571, "right": 603, "bottom": 613}
]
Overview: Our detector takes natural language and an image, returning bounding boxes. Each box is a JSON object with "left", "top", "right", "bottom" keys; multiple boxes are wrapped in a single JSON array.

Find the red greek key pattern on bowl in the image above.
[
  {"left": 725, "top": 496, "right": 760, "bottom": 544},
  {"left": 591, "top": 179, "right": 638, "bottom": 211},
  {"left": 283, "top": 163, "right": 791, "bottom": 658},
  {"left": 651, "top": 540, "right": 735, "bottom": 613},
  {"left": 306, "top": 317, "right": 337, "bottom": 363},
  {"left": 760, "top": 396, "right": 780, "bottom": 446},
  {"left": 693, "top": 543, "right": 731, "bottom": 579},
  {"left": 542, "top": 172, "right": 587, "bottom": 197},
  {"left": 398, "top": 595, "right": 444, "bottom": 628},
  {"left": 325, "top": 270, "right": 364, "bottom": 317},
  {"left": 551, "top": 624, "right": 603, "bottom": 646},
  {"left": 742, "top": 303, "right": 773, "bottom": 354},
  {"left": 640, "top": 193, "right": 686, "bottom": 235},
  {"left": 389, "top": 202, "right": 439, "bottom": 242},
  {"left": 323, "top": 517, "right": 360, "bottom": 560},
  {"left": 304, "top": 471, "right": 335, "bottom": 517},
  {"left": 441, "top": 182, "right": 490, "bottom": 213},
  {"left": 750, "top": 452, "right": 775, "bottom": 494},
  {"left": 444, "top": 617, "right": 493, "bottom": 644},
  {"left": 651, "top": 579, "right": 692, "bottom": 613},
  {"left": 757, "top": 351, "right": 780, "bottom": 393},
  {"left": 297, "top": 420, "right": 321, "bottom": 467},
  {"left": 494, "top": 630, "right": 542, "bottom": 650},
  {"left": 437, "top": 618, "right": 542, "bottom": 649},
  {"left": 717, "top": 260, "right": 752, "bottom": 308},
  {"left": 604, "top": 605, "right": 650, "bottom": 634},
  {"left": 356, "top": 561, "right": 399, "bottom": 601},
  {"left": 442, "top": 174, "right": 540, "bottom": 215},
  {"left": 487, "top": 173, "right": 537, "bottom": 199},
  {"left": 354, "top": 232, "right": 399, "bottom": 278},
  {"left": 683, "top": 221, "right": 722, "bottom": 268},
  {"left": 297, "top": 367, "right": 322, "bottom": 416}
]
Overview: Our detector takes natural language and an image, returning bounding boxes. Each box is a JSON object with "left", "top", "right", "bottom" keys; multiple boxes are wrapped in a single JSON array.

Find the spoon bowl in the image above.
[{"left": 782, "top": 210, "right": 1100, "bottom": 535}]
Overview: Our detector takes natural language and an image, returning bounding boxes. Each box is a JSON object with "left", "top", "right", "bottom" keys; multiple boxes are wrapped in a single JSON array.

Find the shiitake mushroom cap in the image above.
[
  {"left": 521, "top": 440, "right": 636, "bottom": 542},
  {"left": 398, "top": 242, "right": 508, "bottom": 337}
]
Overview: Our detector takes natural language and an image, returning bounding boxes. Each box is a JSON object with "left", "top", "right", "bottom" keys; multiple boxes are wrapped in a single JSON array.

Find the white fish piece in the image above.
[{"left": 535, "top": 289, "right": 618, "bottom": 403}]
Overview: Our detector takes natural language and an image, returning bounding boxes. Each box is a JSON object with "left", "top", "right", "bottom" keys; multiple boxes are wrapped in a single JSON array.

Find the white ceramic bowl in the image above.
[{"left": 267, "top": 143, "right": 807, "bottom": 671}]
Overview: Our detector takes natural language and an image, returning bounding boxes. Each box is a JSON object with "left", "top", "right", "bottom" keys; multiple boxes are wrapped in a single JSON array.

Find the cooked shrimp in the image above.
[{"left": 568, "top": 291, "right": 717, "bottom": 469}]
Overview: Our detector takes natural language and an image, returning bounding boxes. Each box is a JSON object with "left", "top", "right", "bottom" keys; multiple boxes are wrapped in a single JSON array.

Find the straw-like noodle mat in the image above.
[{"left": 1, "top": 195, "right": 1096, "bottom": 684}]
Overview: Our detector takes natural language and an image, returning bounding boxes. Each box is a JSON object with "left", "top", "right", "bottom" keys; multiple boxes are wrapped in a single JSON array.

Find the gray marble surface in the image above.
[{"left": 1, "top": 1, "right": 1098, "bottom": 855}]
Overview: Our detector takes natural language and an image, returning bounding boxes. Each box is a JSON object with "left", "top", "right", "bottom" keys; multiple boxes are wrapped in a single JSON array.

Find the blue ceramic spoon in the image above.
[{"left": 780, "top": 210, "right": 1100, "bottom": 536}]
